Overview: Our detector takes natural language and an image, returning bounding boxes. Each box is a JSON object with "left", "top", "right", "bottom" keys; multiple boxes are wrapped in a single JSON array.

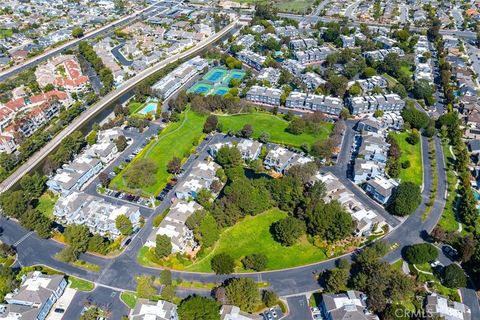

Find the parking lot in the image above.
[{"left": 261, "top": 305, "right": 283, "bottom": 320}]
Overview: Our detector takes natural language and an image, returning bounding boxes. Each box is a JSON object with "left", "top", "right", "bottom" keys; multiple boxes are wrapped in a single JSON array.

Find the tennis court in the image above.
[
  {"left": 223, "top": 69, "right": 246, "bottom": 85},
  {"left": 188, "top": 82, "right": 213, "bottom": 95},
  {"left": 212, "top": 86, "right": 230, "bottom": 96},
  {"left": 203, "top": 67, "right": 228, "bottom": 83}
]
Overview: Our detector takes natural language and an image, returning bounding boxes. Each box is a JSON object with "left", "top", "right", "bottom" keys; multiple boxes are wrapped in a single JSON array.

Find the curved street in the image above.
[{"left": 2, "top": 117, "right": 478, "bottom": 317}]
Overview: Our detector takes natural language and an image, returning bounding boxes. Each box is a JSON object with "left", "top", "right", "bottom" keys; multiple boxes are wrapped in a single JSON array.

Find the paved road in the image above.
[
  {"left": 284, "top": 295, "right": 311, "bottom": 320},
  {"left": 344, "top": 0, "right": 362, "bottom": 19},
  {"left": 0, "top": 3, "right": 163, "bottom": 83},
  {"left": 452, "top": 8, "right": 464, "bottom": 30},
  {"left": 0, "top": 21, "right": 238, "bottom": 193},
  {"left": 400, "top": 5, "right": 409, "bottom": 24}
]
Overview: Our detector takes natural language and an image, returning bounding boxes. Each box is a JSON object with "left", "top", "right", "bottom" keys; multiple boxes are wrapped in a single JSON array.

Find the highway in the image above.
[
  {"left": 0, "top": 3, "right": 167, "bottom": 83},
  {"left": 0, "top": 21, "right": 237, "bottom": 193}
]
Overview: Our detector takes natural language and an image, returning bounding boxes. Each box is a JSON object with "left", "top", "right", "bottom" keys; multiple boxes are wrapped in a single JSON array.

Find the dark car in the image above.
[
  {"left": 442, "top": 245, "right": 458, "bottom": 260},
  {"left": 54, "top": 308, "right": 65, "bottom": 313}
]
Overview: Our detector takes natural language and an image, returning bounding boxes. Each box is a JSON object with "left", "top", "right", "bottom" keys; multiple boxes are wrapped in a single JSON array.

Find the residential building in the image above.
[
  {"left": 257, "top": 67, "right": 280, "bottom": 85},
  {"left": 285, "top": 92, "right": 343, "bottom": 116},
  {"left": 282, "top": 59, "right": 305, "bottom": 76},
  {"left": 346, "top": 94, "right": 405, "bottom": 115},
  {"left": 246, "top": 86, "right": 282, "bottom": 106},
  {"left": 54, "top": 192, "right": 140, "bottom": 239},
  {"left": 341, "top": 35, "right": 356, "bottom": 48},
  {"left": 353, "top": 159, "right": 385, "bottom": 184},
  {"left": 237, "top": 139, "right": 262, "bottom": 160},
  {"left": 146, "top": 201, "right": 202, "bottom": 253},
  {"left": 2, "top": 271, "right": 67, "bottom": 320},
  {"left": 425, "top": 294, "right": 471, "bottom": 320},
  {"left": 47, "top": 154, "right": 102, "bottom": 196},
  {"left": 320, "top": 290, "right": 379, "bottom": 320},
  {"left": 362, "top": 47, "right": 404, "bottom": 61},
  {"left": 220, "top": 305, "right": 262, "bottom": 320},
  {"left": 275, "top": 25, "right": 299, "bottom": 38},
  {"left": 130, "top": 299, "right": 178, "bottom": 320},
  {"left": 364, "top": 176, "right": 398, "bottom": 205},
  {"left": 237, "top": 50, "right": 266, "bottom": 70},
  {"left": 234, "top": 34, "right": 255, "bottom": 49},
  {"left": 294, "top": 46, "right": 334, "bottom": 64},
  {"left": 302, "top": 72, "right": 326, "bottom": 90},
  {"left": 348, "top": 76, "right": 388, "bottom": 92},
  {"left": 35, "top": 55, "right": 88, "bottom": 93}
]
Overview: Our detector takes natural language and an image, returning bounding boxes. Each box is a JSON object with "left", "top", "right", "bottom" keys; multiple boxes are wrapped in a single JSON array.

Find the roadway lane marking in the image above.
[{"left": 13, "top": 231, "right": 33, "bottom": 246}]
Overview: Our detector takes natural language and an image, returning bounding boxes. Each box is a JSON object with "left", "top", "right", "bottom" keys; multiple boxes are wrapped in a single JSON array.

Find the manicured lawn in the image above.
[
  {"left": 391, "top": 259, "right": 404, "bottom": 272},
  {"left": 230, "top": 0, "right": 313, "bottom": 12},
  {"left": 439, "top": 143, "right": 461, "bottom": 232},
  {"left": 68, "top": 276, "right": 95, "bottom": 291},
  {"left": 111, "top": 108, "right": 207, "bottom": 196},
  {"left": 185, "top": 208, "right": 327, "bottom": 272},
  {"left": 36, "top": 192, "right": 58, "bottom": 219},
  {"left": 390, "top": 132, "right": 423, "bottom": 186},
  {"left": 128, "top": 101, "right": 144, "bottom": 114},
  {"left": 120, "top": 292, "right": 137, "bottom": 309},
  {"left": 0, "top": 29, "right": 13, "bottom": 39},
  {"left": 400, "top": 64, "right": 413, "bottom": 78},
  {"left": 218, "top": 112, "right": 333, "bottom": 148}
]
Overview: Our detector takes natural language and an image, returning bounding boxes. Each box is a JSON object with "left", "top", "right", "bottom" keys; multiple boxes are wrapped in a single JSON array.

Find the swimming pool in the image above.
[{"left": 139, "top": 102, "right": 157, "bottom": 115}]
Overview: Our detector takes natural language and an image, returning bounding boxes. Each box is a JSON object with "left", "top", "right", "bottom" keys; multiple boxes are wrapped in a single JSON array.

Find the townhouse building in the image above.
[
  {"left": 320, "top": 291, "right": 379, "bottom": 320},
  {"left": 425, "top": 294, "right": 471, "bottom": 320},
  {"left": 302, "top": 72, "right": 326, "bottom": 90},
  {"left": 246, "top": 85, "right": 282, "bottom": 106},
  {"left": 264, "top": 146, "right": 313, "bottom": 174},
  {"left": 294, "top": 46, "right": 334, "bottom": 64},
  {"left": 54, "top": 192, "right": 140, "bottom": 239},
  {"left": 146, "top": 201, "right": 202, "bottom": 253},
  {"left": 2, "top": 271, "right": 67, "bottom": 320},
  {"left": 364, "top": 175, "right": 398, "bottom": 205},
  {"left": 175, "top": 160, "right": 220, "bottom": 200},
  {"left": 257, "top": 67, "right": 281, "bottom": 85},
  {"left": 237, "top": 50, "right": 266, "bottom": 70},
  {"left": 346, "top": 94, "right": 405, "bottom": 115},
  {"left": 285, "top": 92, "right": 343, "bottom": 116},
  {"left": 130, "top": 299, "right": 178, "bottom": 320}
]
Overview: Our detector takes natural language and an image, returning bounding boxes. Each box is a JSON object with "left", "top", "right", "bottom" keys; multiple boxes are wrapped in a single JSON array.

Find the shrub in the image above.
[
  {"left": 442, "top": 264, "right": 467, "bottom": 288},
  {"left": 242, "top": 254, "right": 268, "bottom": 271},
  {"left": 403, "top": 243, "right": 438, "bottom": 264},
  {"left": 211, "top": 253, "right": 235, "bottom": 274}
]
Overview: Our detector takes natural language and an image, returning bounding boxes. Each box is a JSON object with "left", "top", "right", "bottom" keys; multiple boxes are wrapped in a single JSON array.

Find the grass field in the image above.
[
  {"left": 68, "top": 277, "right": 94, "bottom": 291},
  {"left": 0, "top": 29, "right": 13, "bottom": 39},
  {"left": 36, "top": 192, "right": 58, "bottom": 219},
  {"left": 128, "top": 101, "right": 145, "bottom": 114},
  {"left": 218, "top": 112, "right": 333, "bottom": 147},
  {"left": 229, "top": 0, "right": 313, "bottom": 12},
  {"left": 111, "top": 108, "right": 207, "bottom": 196},
  {"left": 184, "top": 209, "right": 327, "bottom": 272},
  {"left": 439, "top": 143, "right": 461, "bottom": 232},
  {"left": 391, "top": 132, "right": 423, "bottom": 186},
  {"left": 120, "top": 292, "right": 137, "bottom": 309}
]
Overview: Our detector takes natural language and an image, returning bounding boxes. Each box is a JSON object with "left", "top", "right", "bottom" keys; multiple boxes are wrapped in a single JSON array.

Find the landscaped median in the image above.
[
  {"left": 138, "top": 208, "right": 362, "bottom": 272},
  {"left": 68, "top": 276, "right": 95, "bottom": 291},
  {"left": 110, "top": 107, "right": 207, "bottom": 197},
  {"left": 120, "top": 292, "right": 138, "bottom": 309}
]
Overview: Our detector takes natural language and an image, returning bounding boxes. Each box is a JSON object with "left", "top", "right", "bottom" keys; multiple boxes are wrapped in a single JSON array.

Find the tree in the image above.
[
  {"left": 98, "top": 172, "right": 110, "bottom": 187},
  {"left": 0, "top": 265, "right": 18, "bottom": 302},
  {"left": 124, "top": 158, "right": 158, "bottom": 188},
  {"left": 406, "top": 130, "right": 420, "bottom": 145},
  {"left": 160, "top": 269, "right": 172, "bottom": 285},
  {"left": 349, "top": 83, "right": 362, "bottom": 96},
  {"left": 196, "top": 188, "right": 212, "bottom": 208},
  {"left": 167, "top": 157, "right": 182, "bottom": 174},
  {"left": 197, "top": 213, "right": 220, "bottom": 247},
  {"left": 225, "top": 278, "right": 259, "bottom": 312},
  {"left": 115, "top": 135, "right": 128, "bottom": 152},
  {"left": 216, "top": 146, "right": 242, "bottom": 168},
  {"left": 242, "top": 254, "right": 268, "bottom": 271},
  {"left": 457, "top": 235, "right": 477, "bottom": 262},
  {"left": 19, "top": 173, "right": 47, "bottom": 199},
  {"left": 0, "top": 190, "right": 27, "bottom": 219},
  {"left": 403, "top": 243, "right": 438, "bottom": 264},
  {"left": 271, "top": 217, "right": 305, "bottom": 246},
  {"left": 240, "top": 124, "right": 253, "bottom": 138},
  {"left": 286, "top": 118, "right": 306, "bottom": 135},
  {"left": 388, "top": 182, "right": 421, "bottom": 216},
  {"left": 211, "top": 253, "right": 234, "bottom": 274},
  {"left": 64, "top": 224, "right": 91, "bottom": 253},
  {"left": 413, "top": 79, "right": 434, "bottom": 105},
  {"left": 401, "top": 105, "right": 430, "bottom": 129},
  {"left": 72, "top": 26, "right": 84, "bottom": 38},
  {"left": 324, "top": 267, "right": 349, "bottom": 292},
  {"left": 262, "top": 290, "right": 278, "bottom": 307},
  {"left": 178, "top": 295, "right": 220, "bottom": 320},
  {"left": 155, "top": 235, "right": 172, "bottom": 258},
  {"left": 373, "top": 110, "right": 384, "bottom": 118},
  {"left": 56, "top": 246, "right": 79, "bottom": 263},
  {"left": 362, "top": 67, "right": 377, "bottom": 78},
  {"left": 86, "top": 131, "right": 97, "bottom": 145},
  {"left": 258, "top": 131, "right": 270, "bottom": 143},
  {"left": 204, "top": 115, "right": 218, "bottom": 133},
  {"left": 136, "top": 275, "right": 156, "bottom": 299},
  {"left": 305, "top": 200, "right": 353, "bottom": 242},
  {"left": 115, "top": 214, "right": 133, "bottom": 236},
  {"left": 442, "top": 264, "right": 467, "bottom": 288}
]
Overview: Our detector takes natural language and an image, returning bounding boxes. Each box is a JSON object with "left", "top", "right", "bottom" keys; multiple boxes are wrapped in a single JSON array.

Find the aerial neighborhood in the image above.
[{"left": 0, "top": 0, "right": 479, "bottom": 319}]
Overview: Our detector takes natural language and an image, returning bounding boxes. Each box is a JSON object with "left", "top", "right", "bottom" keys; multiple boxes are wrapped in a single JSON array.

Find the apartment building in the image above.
[
  {"left": 346, "top": 94, "right": 405, "bottom": 115},
  {"left": 320, "top": 291, "right": 379, "bottom": 320},
  {"left": 237, "top": 50, "right": 266, "bottom": 70},
  {"left": 130, "top": 299, "right": 178, "bottom": 320},
  {"left": 246, "top": 85, "right": 282, "bottom": 106},
  {"left": 285, "top": 92, "right": 343, "bottom": 116}
]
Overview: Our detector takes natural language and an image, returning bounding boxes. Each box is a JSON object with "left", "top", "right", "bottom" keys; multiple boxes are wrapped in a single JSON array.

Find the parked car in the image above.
[{"left": 442, "top": 245, "right": 458, "bottom": 260}]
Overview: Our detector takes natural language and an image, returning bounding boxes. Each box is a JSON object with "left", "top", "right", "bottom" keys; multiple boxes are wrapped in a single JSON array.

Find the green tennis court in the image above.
[
  {"left": 188, "top": 82, "right": 213, "bottom": 95},
  {"left": 203, "top": 67, "right": 228, "bottom": 83},
  {"left": 223, "top": 69, "right": 246, "bottom": 85},
  {"left": 212, "top": 86, "right": 230, "bottom": 96}
]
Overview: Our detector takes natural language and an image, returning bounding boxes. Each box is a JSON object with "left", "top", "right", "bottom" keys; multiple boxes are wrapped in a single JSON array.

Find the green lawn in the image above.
[
  {"left": 230, "top": 0, "right": 313, "bottom": 13},
  {"left": 439, "top": 143, "right": 461, "bottom": 232},
  {"left": 218, "top": 112, "right": 333, "bottom": 148},
  {"left": 400, "top": 64, "right": 413, "bottom": 78},
  {"left": 36, "top": 192, "right": 58, "bottom": 219},
  {"left": 120, "top": 292, "right": 137, "bottom": 309},
  {"left": 0, "top": 29, "right": 13, "bottom": 39},
  {"left": 128, "top": 101, "right": 145, "bottom": 114},
  {"left": 185, "top": 209, "right": 327, "bottom": 272},
  {"left": 68, "top": 276, "right": 95, "bottom": 291},
  {"left": 390, "top": 132, "right": 423, "bottom": 186},
  {"left": 111, "top": 108, "right": 207, "bottom": 196}
]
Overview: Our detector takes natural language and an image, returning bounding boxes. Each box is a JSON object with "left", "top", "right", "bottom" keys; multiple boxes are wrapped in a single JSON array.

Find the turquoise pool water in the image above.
[{"left": 139, "top": 102, "right": 157, "bottom": 115}]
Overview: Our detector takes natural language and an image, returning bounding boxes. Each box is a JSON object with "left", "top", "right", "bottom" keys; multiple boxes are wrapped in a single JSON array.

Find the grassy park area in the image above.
[
  {"left": 228, "top": 0, "right": 313, "bottom": 13},
  {"left": 36, "top": 192, "right": 58, "bottom": 219},
  {"left": 390, "top": 132, "right": 423, "bottom": 186},
  {"left": 439, "top": 143, "right": 461, "bottom": 232},
  {"left": 139, "top": 209, "right": 329, "bottom": 272},
  {"left": 110, "top": 108, "right": 207, "bottom": 196},
  {"left": 218, "top": 112, "right": 333, "bottom": 148}
]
